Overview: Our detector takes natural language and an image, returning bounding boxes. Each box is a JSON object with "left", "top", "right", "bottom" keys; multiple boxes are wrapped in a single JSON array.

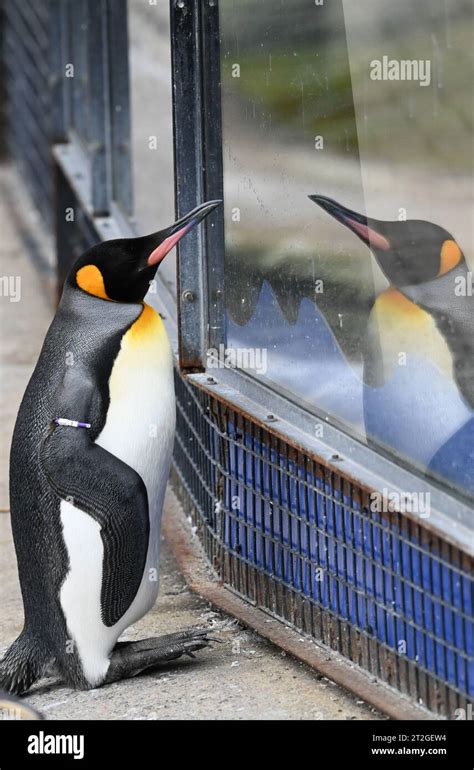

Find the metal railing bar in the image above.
[
  {"left": 170, "top": 0, "right": 208, "bottom": 370},
  {"left": 85, "top": 0, "right": 110, "bottom": 214},
  {"left": 69, "top": 1, "right": 89, "bottom": 146},
  {"left": 48, "top": 0, "right": 69, "bottom": 142},
  {"left": 105, "top": 0, "right": 133, "bottom": 217}
]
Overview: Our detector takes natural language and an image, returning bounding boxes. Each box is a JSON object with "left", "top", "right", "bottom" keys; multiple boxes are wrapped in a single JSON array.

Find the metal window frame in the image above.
[
  {"left": 169, "top": 0, "right": 474, "bottom": 553},
  {"left": 170, "top": 0, "right": 225, "bottom": 370}
]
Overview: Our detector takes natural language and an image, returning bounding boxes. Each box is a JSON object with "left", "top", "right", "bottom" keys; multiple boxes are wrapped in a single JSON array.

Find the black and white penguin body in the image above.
[{"left": 2, "top": 201, "right": 221, "bottom": 693}]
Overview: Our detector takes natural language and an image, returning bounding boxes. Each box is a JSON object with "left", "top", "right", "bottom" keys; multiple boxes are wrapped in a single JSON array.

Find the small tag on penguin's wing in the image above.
[{"left": 53, "top": 418, "right": 91, "bottom": 429}]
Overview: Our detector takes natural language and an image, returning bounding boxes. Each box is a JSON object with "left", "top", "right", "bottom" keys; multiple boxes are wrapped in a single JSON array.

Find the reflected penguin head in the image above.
[{"left": 309, "top": 194, "right": 464, "bottom": 287}]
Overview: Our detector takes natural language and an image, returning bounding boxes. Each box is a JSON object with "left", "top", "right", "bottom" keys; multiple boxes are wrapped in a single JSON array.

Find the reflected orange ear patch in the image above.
[
  {"left": 76, "top": 265, "right": 109, "bottom": 299},
  {"left": 377, "top": 287, "right": 427, "bottom": 323},
  {"left": 439, "top": 240, "right": 461, "bottom": 276}
]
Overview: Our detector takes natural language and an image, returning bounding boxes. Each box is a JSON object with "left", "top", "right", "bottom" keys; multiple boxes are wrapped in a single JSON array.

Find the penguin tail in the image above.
[{"left": 0, "top": 631, "right": 47, "bottom": 695}]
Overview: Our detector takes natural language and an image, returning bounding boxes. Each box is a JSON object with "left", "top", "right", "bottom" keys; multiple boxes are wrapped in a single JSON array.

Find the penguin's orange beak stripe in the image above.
[
  {"left": 147, "top": 224, "right": 191, "bottom": 267},
  {"left": 342, "top": 217, "right": 391, "bottom": 251}
]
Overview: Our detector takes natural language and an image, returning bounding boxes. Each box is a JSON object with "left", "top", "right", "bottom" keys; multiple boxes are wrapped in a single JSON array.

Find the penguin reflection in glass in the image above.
[
  {"left": 0, "top": 200, "right": 221, "bottom": 694},
  {"left": 309, "top": 195, "right": 473, "bottom": 492}
]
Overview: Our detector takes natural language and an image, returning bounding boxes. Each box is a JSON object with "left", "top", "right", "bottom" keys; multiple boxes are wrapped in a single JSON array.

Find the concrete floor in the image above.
[{"left": 0, "top": 165, "right": 382, "bottom": 720}]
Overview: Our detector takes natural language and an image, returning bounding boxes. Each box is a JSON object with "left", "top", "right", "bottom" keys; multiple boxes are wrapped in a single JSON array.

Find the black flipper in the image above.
[
  {"left": 103, "top": 628, "right": 216, "bottom": 684},
  {"left": 39, "top": 366, "right": 150, "bottom": 627}
]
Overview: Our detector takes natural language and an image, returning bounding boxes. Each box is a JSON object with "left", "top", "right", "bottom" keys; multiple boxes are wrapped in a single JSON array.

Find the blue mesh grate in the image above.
[{"left": 173, "top": 370, "right": 473, "bottom": 717}]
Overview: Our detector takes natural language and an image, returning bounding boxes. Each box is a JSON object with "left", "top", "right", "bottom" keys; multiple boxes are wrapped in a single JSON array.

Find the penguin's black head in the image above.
[
  {"left": 69, "top": 200, "right": 222, "bottom": 303},
  {"left": 309, "top": 195, "right": 464, "bottom": 287}
]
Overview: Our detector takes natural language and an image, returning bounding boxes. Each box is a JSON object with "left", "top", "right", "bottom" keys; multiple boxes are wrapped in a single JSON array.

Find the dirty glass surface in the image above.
[{"left": 218, "top": 0, "right": 474, "bottom": 500}]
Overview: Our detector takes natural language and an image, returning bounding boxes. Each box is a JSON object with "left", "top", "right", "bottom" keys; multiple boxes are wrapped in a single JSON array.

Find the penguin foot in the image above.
[{"left": 103, "top": 628, "right": 219, "bottom": 684}]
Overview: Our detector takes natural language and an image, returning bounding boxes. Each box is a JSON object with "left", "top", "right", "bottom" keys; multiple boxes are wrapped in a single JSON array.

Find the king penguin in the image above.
[
  {"left": 0, "top": 200, "right": 221, "bottom": 694},
  {"left": 309, "top": 195, "right": 473, "bottom": 491}
]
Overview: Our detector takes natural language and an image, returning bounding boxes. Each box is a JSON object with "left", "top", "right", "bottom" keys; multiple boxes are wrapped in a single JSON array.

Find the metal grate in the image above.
[
  {"left": 2, "top": 0, "right": 133, "bottom": 246},
  {"left": 173, "top": 370, "right": 473, "bottom": 718},
  {"left": 2, "top": 0, "right": 55, "bottom": 227}
]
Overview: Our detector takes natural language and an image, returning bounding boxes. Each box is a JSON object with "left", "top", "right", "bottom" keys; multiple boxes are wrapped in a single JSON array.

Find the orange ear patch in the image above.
[
  {"left": 439, "top": 240, "right": 462, "bottom": 276},
  {"left": 76, "top": 265, "right": 110, "bottom": 299}
]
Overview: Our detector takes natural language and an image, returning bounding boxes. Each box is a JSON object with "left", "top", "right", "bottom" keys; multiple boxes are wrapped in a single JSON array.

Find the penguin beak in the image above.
[
  {"left": 309, "top": 194, "right": 391, "bottom": 251},
  {"left": 147, "top": 200, "right": 222, "bottom": 267}
]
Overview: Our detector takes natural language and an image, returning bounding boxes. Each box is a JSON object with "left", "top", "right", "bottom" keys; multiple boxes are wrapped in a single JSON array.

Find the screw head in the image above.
[{"left": 182, "top": 290, "right": 195, "bottom": 302}]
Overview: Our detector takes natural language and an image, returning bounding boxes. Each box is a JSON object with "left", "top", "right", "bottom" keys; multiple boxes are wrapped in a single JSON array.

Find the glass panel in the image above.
[{"left": 218, "top": 0, "right": 473, "bottom": 500}]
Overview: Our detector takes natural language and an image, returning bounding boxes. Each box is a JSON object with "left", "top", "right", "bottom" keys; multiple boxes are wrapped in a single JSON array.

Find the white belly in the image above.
[{"left": 59, "top": 306, "right": 175, "bottom": 685}]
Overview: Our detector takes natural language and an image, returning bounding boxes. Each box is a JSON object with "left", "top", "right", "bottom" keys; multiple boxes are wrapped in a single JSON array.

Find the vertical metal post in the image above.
[
  {"left": 106, "top": 0, "right": 133, "bottom": 217},
  {"left": 70, "top": 0, "right": 88, "bottom": 144},
  {"left": 200, "top": 0, "right": 225, "bottom": 353},
  {"left": 49, "top": 0, "right": 68, "bottom": 143},
  {"left": 170, "top": 0, "right": 207, "bottom": 371},
  {"left": 87, "top": 0, "right": 110, "bottom": 215}
]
